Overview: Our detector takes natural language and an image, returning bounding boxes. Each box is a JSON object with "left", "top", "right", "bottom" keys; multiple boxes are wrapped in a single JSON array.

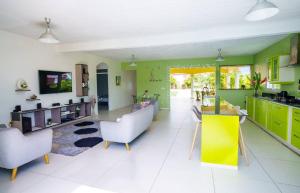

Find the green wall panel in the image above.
[
  {"left": 218, "top": 90, "right": 254, "bottom": 109},
  {"left": 254, "top": 34, "right": 300, "bottom": 97},
  {"left": 122, "top": 56, "right": 254, "bottom": 109},
  {"left": 255, "top": 35, "right": 292, "bottom": 65}
]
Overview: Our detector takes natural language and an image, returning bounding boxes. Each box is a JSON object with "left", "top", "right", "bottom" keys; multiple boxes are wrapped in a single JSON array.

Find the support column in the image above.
[
  {"left": 191, "top": 74, "right": 194, "bottom": 99},
  {"left": 215, "top": 64, "right": 220, "bottom": 96}
]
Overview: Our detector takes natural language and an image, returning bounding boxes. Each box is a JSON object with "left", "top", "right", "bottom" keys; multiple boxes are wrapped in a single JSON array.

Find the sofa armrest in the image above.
[
  {"left": 23, "top": 129, "right": 53, "bottom": 152},
  {"left": 100, "top": 121, "right": 123, "bottom": 142},
  {"left": 0, "top": 128, "right": 53, "bottom": 169}
]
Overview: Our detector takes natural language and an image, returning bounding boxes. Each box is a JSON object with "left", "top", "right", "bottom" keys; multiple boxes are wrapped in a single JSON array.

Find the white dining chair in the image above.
[
  {"left": 235, "top": 106, "right": 249, "bottom": 165},
  {"left": 189, "top": 105, "right": 202, "bottom": 160}
]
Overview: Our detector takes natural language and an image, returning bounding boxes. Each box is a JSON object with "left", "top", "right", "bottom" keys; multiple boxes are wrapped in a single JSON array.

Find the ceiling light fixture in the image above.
[
  {"left": 216, "top": 48, "right": 224, "bottom": 62},
  {"left": 129, "top": 54, "right": 137, "bottom": 67},
  {"left": 245, "top": 0, "right": 279, "bottom": 21},
  {"left": 39, "top": 17, "right": 60, "bottom": 44}
]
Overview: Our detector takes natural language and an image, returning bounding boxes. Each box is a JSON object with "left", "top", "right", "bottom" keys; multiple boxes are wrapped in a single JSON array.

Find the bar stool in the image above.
[
  {"left": 189, "top": 105, "right": 202, "bottom": 160},
  {"left": 236, "top": 106, "right": 249, "bottom": 165}
]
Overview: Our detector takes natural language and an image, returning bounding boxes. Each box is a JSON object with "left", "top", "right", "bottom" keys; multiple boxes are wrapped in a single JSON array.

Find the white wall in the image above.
[
  {"left": 97, "top": 63, "right": 133, "bottom": 111},
  {"left": 0, "top": 30, "right": 131, "bottom": 124},
  {"left": 124, "top": 71, "right": 136, "bottom": 97}
]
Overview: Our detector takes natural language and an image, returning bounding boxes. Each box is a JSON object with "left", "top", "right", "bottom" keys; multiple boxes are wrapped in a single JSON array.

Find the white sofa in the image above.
[
  {"left": 100, "top": 105, "right": 154, "bottom": 150},
  {"left": 0, "top": 128, "right": 53, "bottom": 180},
  {"left": 132, "top": 99, "right": 159, "bottom": 120}
]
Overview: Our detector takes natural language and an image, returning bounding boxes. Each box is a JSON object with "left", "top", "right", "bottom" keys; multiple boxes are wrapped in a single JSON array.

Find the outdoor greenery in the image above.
[
  {"left": 170, "top": 75, "right": 178, "bottom": 89},
  {"left": 170, "top": 72, "right": 215, "bottom": 90},
  {"left": 170, "top": 65, "right": 251, "bottom": 91},
  {"left": 193, "top": 73, "right": 215, "bottom": 90},
  {"left": 220, "top": 65, "right": 251, "bottom": 89},
  {"left": 183, "top": 76, "right": 191, "bottom": 88}
]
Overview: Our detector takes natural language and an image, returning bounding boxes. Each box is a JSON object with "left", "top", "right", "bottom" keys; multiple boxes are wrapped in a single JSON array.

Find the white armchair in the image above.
[
  {"left": 0, "top": 128, "right": 53, "bottom": 180},
  {"left": 101, "top": 105, "right": 154, "bottom": 151}
]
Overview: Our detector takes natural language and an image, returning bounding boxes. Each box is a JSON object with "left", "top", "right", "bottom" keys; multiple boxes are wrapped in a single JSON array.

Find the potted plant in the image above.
[{"left": 250, "top": 72, "right": 267, "bottom": 97}]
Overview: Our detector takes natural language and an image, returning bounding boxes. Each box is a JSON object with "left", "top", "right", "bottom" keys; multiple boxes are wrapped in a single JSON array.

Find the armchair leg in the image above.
[
  {"left": 11, "top": 168, "right": 17, "bottom": 181},
  {"left": 104, "top": 140, "right": 110, "bottom": 149},
  {"left": 44, "top": 154, "right": 49, "bottom": 164},
  {"left": 125, "top": 143, "right": 130, "bottom": 151}
]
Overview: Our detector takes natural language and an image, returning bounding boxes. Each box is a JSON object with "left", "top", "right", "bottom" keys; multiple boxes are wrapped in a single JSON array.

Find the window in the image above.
[{"left": 220, "top": 65, "right": 251, "bottom": 89}]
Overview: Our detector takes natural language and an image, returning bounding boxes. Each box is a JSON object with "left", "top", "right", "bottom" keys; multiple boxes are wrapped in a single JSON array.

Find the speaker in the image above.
[
  {"left": 80, "top": 98, "right": 84, "bottom": 103},
  {"left": 15, "top": 105, "right": 21, "bottom": 112},
  {"left": 69, "top": 99, "right": 73, "bottom": 104},
  {"left": 37, "top": 103, "right": 42, "bottom": 109},
  {"left": 22, "top": 117, "right": 32, "bottom": 133},
  {"left": 52, "top": 103, "right": 60, "bottom": 107}
]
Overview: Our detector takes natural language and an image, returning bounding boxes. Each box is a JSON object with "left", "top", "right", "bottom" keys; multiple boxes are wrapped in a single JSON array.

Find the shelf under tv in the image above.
[
  {"left": 45, "top": 122, "right": 60, "bottom": 128},
  {"left": 10, "top": 101, "right": 92, "bottom": 134},
  {"left": 32, "top": 126, "right": 43, "bottom": 131},
  {"left": 61, "top": 118, "right": 75, "bottom": 123},
  {"left": 61, "top": 111, "right": 75, "bottom": 116}
]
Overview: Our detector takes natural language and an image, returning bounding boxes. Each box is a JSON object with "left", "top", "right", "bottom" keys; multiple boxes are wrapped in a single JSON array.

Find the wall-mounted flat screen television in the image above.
[{"left": 39, "top": 70, "right": 72, "bottom": 94}]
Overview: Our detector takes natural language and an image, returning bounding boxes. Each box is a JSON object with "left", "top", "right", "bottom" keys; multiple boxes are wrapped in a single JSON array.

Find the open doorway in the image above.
[
  {"left": 124, "top": 70, "right": 137, "bottom": 104},
  {"left": 97, "top": 63, "right": 109, "bottom": 112},
  {"left": 170, "top": 67, "right": 216, "bottom": 109}
]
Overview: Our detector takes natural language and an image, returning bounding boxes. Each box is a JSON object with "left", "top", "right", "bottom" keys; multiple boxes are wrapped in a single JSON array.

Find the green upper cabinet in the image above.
[
  {"left": 255, "top": 99, "right": 267, "bottom": 128},
  {"left": 269, "top": 103, "right": 289, "bottom": 141},
  {"left": 268, "top": 55, "right": 295, "bottom": 84},
  {"left": 291, "top": 108, "right": 300, "bottom": 149},
  {"left": 246, "top": 96, "right": 254, "bottom": 119},
  {"left": 268, "top": 56, "right": 279, "bottom": 81}
]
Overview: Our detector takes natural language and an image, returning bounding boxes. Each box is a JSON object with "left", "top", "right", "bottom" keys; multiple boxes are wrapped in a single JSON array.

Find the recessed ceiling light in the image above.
[
  {"left": 245, "top": 0, "right": 279, "bottom": 21},
  {"left": 39, "top": 17, "right": 60, "bottom": 44}
]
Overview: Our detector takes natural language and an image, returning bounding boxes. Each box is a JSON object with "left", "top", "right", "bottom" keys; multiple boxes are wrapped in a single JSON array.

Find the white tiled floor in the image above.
[{"left": 1, "top": 97, "right": 300, "bottom": 193}]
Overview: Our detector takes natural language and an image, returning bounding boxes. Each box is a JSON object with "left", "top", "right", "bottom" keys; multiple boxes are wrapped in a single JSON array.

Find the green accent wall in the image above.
[
  {"left": 254, "top": 34, "right": 300, "bottom": 97},
  {"left": 122, "top": 56, "right": 254, "bottom": 109},
  {"left": 255, "top": 35, "right": 292, "bottom": 65}
]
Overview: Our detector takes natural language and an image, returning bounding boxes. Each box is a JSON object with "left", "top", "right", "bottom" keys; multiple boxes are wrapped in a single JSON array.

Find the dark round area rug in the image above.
[
  {"left": 74, "top": 137, "right": 103, "bottom": 147},
  {"left": 74, "top": 121, "right": 94, "bottom": 127},
  {"left": 74, "top": 128, "right": 98, "bottom": 135}
]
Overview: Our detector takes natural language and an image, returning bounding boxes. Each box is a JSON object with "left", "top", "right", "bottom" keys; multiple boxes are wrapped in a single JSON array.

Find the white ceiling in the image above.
[
  {"left": 89, "top": 35, "right": 287, "bottom": 61},
  {"left": 0, "top": 0, "right": 299, "bottom": 60}
]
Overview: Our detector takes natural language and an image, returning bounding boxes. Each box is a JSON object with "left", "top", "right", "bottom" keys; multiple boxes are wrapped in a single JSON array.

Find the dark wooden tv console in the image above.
[{"left": 11, "top": 102, "right": 92, "bottom": 133}]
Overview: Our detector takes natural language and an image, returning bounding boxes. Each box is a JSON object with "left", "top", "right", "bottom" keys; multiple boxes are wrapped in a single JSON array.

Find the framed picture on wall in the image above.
[{"left": 116, "top": 76, "right": 121, "bottom": 86}]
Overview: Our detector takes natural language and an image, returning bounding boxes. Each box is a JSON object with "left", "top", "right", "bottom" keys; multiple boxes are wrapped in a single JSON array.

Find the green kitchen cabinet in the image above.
[
  {"left": 255, "top": 99, "right": 267, "bottom": 128},
  {"left": 268, "top": 56, "right": 279, "bottom": 81},
  {"left": 269, "top": 103, "right": 289, "bottom": 141},
  {"left": 267, "top": 102, "right": 273, "bottom": 132},
  {"left": 246, "top": 96, "right": 254, "bottom": 119},
  {"left": 268, "top": 55, "right": 294, "bottom": 84},
  {"left": 291, "top": 108, "right": 300, "bottom": 149}
]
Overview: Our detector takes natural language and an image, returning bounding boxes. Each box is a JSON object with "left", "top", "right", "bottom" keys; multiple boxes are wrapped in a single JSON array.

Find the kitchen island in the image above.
[{"left": 200, "top": 96, "right": 240, "bottom": 169}]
